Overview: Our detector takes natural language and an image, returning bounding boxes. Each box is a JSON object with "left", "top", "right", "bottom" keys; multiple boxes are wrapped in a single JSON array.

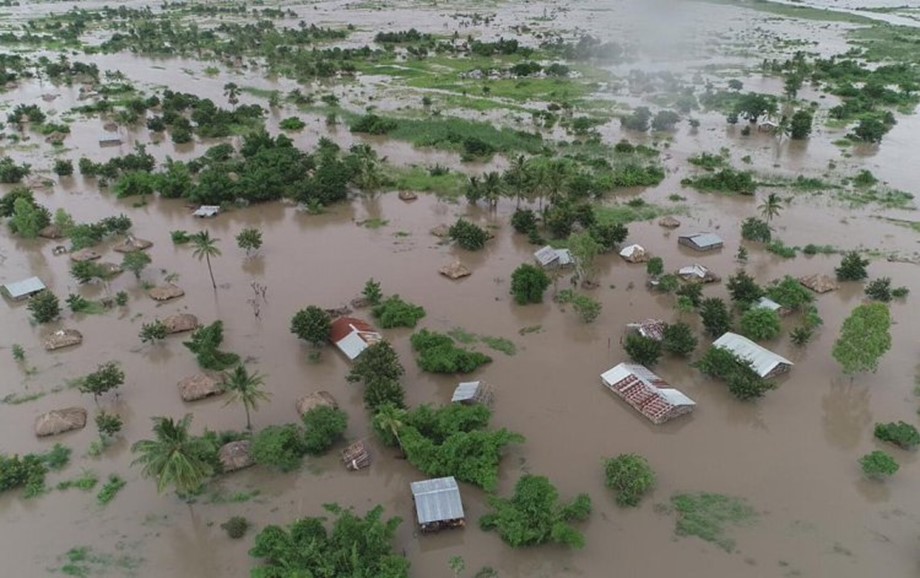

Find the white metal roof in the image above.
[
  {"left": 678, "top": 264, "right": 709, "bottom": 278},
  {"left": 451, "top": 381, "right": 481, "bottom": 402},
  {"left": 193, "top": 205, "right": 221, "bottom": 217},
  {"left": 411, "top": 476, "right": 464, "bottom": 524},
  {"left": 601, "top": 362, "right": 663, "bottom": 389},
  {"left": 534, "top": 246, "right": 558, "bottom": 266},
  {"left": 2, "top": 277, "right": 46, "bottom": 300},
  {"left": 754, "top": 297, "right": 783, "bottom": 312},
  {"left": 619, "top": 244, "right": 645, "bottom": 258},
  {"left": 555, "top": 248, "right": 574, "bottom": 266},
  {"left": 680, "top": 232, "right": 723, "bottom": 249},
  {"left": 335, "top": 331, "right": 370, "bottom": 361},
  {"left": 659, "top": 388, "right": 696, "bottom": 407},
  {"left": 713, "top": 332, "right": 793, "bottom": 378}
]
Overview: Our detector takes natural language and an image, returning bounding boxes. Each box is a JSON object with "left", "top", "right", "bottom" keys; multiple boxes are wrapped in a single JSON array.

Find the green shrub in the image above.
[
  {"left": 372, "top": 295, "right": 426, "bottom": 328},
  {"left": 350, "top": 114, "right": 398, "bottom": 135},
  {"left": 699, "top": 297, "right": 731, "bottom": 338},
  {"left": 448, "top": 218, "right": 489, "bottom": 250},
  {"left": 739, "top": 308, "right": 781, "bottom": 341},
  {"left": 510, "top": 264, "right": 550, "bottom": 305},
  {"left": 279, "top": 117, "right": 306, "bottom": 131},
  {"left": 290, "top": 306, "right": 332, "bottom": 346},
  {"left": 410, "top": 329, "right": 492, "bottom": 374},
  {"left": 623, "top": 334, "right": 662, "bottom": 366},
  {"left": 662, "top": 322, "right": 697, "bottom": 356},
  {"left": 221, "top": 516, "right": 250, "bottom": 539},
  {"left": 252, "top": 424, "right": 306, "bottom": 472},
  {"left": 740, "top": 217, "right": 771, "bottom": 242},
  {"left": 510, "top": 208, "right": 537, "bottom": 234},
  {"left": 859, "top": 450, "right": 898, "bottom": 479},
  {"left": 27, "top": 290, "right": 60, "bottom": 323},
  {"left": 183, "top": 321, "right": 240, "bottom": 370},
  {"left": 604, "top": 454, "right": 655, "bottom": 507},
  {"left": 301, "top": 406, "right": 348, "bottom": 455},
  {"left": 835, "top": 251, "right": 869, "bottom": 281},
  {"left": 96, "top": 474, "right": 126, "bottom": 505},
  {"left": 874, "top": 421, "right": 920, "bottom": 450}
]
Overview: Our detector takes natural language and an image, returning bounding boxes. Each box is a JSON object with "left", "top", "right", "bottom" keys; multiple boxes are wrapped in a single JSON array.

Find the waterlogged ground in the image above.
[{"left": 1, "top": 1, "right": 920, "bottom": 577}]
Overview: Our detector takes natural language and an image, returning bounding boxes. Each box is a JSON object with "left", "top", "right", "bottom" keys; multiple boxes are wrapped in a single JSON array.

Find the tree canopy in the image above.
[{"left": 832, "top": 303, "right": 891, "bottom": 374}]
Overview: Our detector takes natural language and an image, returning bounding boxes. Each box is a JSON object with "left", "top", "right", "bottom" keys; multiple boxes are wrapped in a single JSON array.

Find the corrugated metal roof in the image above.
[
  {"left": 678, "top": 264, "right": 709, "bottom": 278},
  {"left": 754, "top": 297, "right": 783, "bottom": 312},
  {"left": 335, "top": 332, "right": 369, "bottom": 361},
  {"left": 555, "top": 249, "right": 574, "bottom": 266},
  {"left": 713, "top": 332, "right": 793, "bottom": 378},
  {"left": 626, "top": 319, "right": 666, "bottom": 341},
  {"left": 2, "top": 277, "right": 46, "bottom": 300},
  {"left": 411, "top": 476, "right": 464, "bottom": 524},
  {"left": 451, "top": 381, "right": 481, "bottom": 402},
  {"left": 534, "top": 246, "right": 559, "bottom": 266},
  {"left": 619, "top": 244, "right": 646, "bottom": 258},
  {"left": 659, "top": 388, "right": 696, "bottom": 406},
  {"left": 193, "top": 205, "right": 221, "bottom": 217},
  {"left": 679, "top": 232, "right": 723, "bottom": 249},
  {"left": 601, "top": 363, "right": 667, "bottom": 389}
]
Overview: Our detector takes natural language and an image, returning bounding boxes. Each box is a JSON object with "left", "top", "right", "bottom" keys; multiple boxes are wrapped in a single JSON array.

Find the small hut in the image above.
[
  {"left": 178, "top": 374, "right": 225, "bottom": 402},
  {"left": 148, "top": 284, "right": 185, "bottom": 301},
  {"left": 163, "top": 313, "right": 199, "bottom": 334},
  {"left": 398, "top": 191, "right": 418, "bottom": 202},
  {"left": 601, "top": 364, "right": 695, "bottom": 425},
  {"left": 534, "top": 246, "right": 574, "bottom": 269},
  {"left": 70, "top": 249, "right": 102, "bottom": 262},
  {"left": 218, "top": 440, "right": 254, "bottom": 473},
  {"left": 619, "top": 244, "right": 649, "bottom": 263},
  {"left": 330, "top": 317, "right": 382, "bottom": 361},
  {"left": 678, "top": 263, "right": 720, "bottom": 284},
  {"left": 754, "top": 296, "right": 787, "bottom": 315},
  {"left": 43, "top": 329, "right": 83, "bottom": 351},
  {"left": 625, "top": 319, "right": 666, "bottom": 341},
  {"left": 98, "top": 138, "right": 123, "bottom": 147},
  {"left": 193, "top": 205, "right": 221, "bottom": 218},
  {"left": 39, "top": 225, "right": 64, "bottom": 239},
  {"left": 430, "top": 224, "right": 450, "bottom": 238},
  {"left": 799, "top": 274, "right": 838, "bottom": 294},
  {"left": 439, "top": 261, "right": 472, "bottom": 280},
  {"left": 112, "top": 236, "right": 153, "bottom": 253},
  {"left": 678, "top": 232, "right": 724, "bottom": 252},
  {"left": 451, "top": 381, "right": 494, "bottom": 406},
  {"left": 411, "top": 476, "right": 466, "bottom": 533},
  {"left": 2, "top": 277, "right": 46, "bottom": 301},
  {"left": 342, "top": 440, "right": 371, "bottom": 471},
  {"left": 658, "top": 216, "right": 681, "bottom": 229},
  {"left": 35, "top": 407, "right": 87, "bottom": 437},
  {"left": 295, "top": 391, "right": 339, "bottom": 416}
]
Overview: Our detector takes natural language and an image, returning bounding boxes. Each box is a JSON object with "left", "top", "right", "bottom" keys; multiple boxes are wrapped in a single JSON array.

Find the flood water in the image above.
[{"left": 1, "top": 1, "right": 919, "bottom": 577}]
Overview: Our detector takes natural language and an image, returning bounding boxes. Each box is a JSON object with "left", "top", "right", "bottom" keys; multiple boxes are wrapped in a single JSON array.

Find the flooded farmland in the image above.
[{"left": 1, "top": 0, "right": 919, "bottom": 577}]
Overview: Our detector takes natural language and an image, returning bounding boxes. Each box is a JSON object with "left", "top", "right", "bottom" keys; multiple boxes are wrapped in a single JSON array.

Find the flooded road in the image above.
[{"left": 1, "top": 1, "right": 919, "bottom": 577}]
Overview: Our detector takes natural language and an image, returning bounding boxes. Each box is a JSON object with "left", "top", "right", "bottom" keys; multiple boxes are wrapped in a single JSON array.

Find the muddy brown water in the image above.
[{"left": 2, "top": 1, "right": 920, "bottom": 577}]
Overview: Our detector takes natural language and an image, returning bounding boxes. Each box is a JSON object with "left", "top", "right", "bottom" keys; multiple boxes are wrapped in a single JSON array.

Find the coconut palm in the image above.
[
  {"left": 191, "top": 230, "right": 221, "bottom": 290},
  {"left": 131, "top": 415, "right": 214, "bottom": 498},
  {"left": 223, "top": 82, "right": 240, "bottom": 109},
  {"left": 222, "top": 365, "right": 271, "bottom": 431},
  {"left": 373, "top": 403, "right": 407, "bottom": 450},
  {"left": 503, "top": 154, "right": 528, "bottom": 207},
  {"left": 481, "top": 171, "right": 505, "bottom": 210},
  {"left": 758, "top": 193, "right": 783, "bottom": 222}
]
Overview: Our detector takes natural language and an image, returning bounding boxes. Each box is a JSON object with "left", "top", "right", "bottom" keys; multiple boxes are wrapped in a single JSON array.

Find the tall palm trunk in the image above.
[
  {"left": 244, "top": 404, "right": 252, "bottom": 431},
  {"left": 205, "top": 254, "right": 216, "bottom": 290}
]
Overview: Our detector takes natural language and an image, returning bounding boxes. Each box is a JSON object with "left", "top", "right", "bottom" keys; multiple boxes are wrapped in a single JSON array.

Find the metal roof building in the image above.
[
  {"left": 601, "top": 363, "right": 695, "bottom": 424},
  {"left": 754, "top": 296, "right": 784, "bottom": 313},
  {"left": 410, "top": 476, "right": 465, "bottom": 532},
  {"left": 713, "top": 332, "right": 793, "bottom": 379},
  {"left": 619, "top": 244, "right": 648, "bottom": 263},
  {"left": 678, "top": 232, "right": 724, "bottom": 252},
  {"left": 329, "top": 317, "right": 382, "bottom": 361},
  {"left": 625, "top": 319, "right": 667, "bottom": 341},
  {"left": 193, "top": 205, "right": 221, "bottom": 218},
  {"left": 451, "top": 381, "right": 493, "bottom": 405},
  {"left": 534, "top": 245, "right": 574, "bottom": 269},
  {"left": 2, "top": 277, "right": 46, "bottom": 301},
  {"left": 678, "top": 263, "right": 719, "bottom": 283}
]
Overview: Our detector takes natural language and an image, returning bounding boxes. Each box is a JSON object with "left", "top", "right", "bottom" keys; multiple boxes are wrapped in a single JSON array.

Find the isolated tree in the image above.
[
  {"left": 122, "top": 251, "right": 152, "bottom": 280},
  {"left": 10, "top": 197, "right": 48, "bottom": 238},
  {"left": 510, "top": 264, "right": 551, "bottom": 305},
  {"left": 788, "top": 110, "right": 813, "bottom": 140},
  {"left": 191, "top": 230, "right": 221, "bottom": 290},
  {"left": 78, "top": 361, "right": 125, "bottom": 403},
  {"left": 835, "top": 251, "right": 869, "bottom": 282},
  {"left": 139, "top": 320, "right": 168, "bottom": 343},
  {"left": 727, "top": 79, "right": 743, "bottom": 91},
  {"left": 874, "top": 421, "right": 920, "bottom": 450},
  {"left": 95, "top": 411, "right": 123, "bottom": 440},
  {"left": 739, "top": 308, "right": 781, "bottom": 341},
  {"left": 27, "top": 290, "right": 60, "bottom": 323},
  {"left": 290, "top": 306, "right": 332, "bottom": 347},
  {"left": 236, "top": 228, "right": 263, "bottom": 256},
  {"left": 604, "top": 454, "right": 655, "bottom": 507},
  {"left": 727, "top": 270, "right": 764, "bottom": 306},
  {"left": 223, "top": 82, "right": 240, "bottom": 108},
  {"left": 568, "top": 231, "right": 600, "bottom": 286},
  {"left": 301, "top": 406, "right": 348, "bottom": 455},
  {"left": 832, "top": 302, "right": 891, "bottom": 375},
  {"left": 740, "top": 217, "right": 771, "bottom": 242},
  {"left": 859, "top": 450, "right": 898, "bottom": 480},
  {"left": 758, "top": 193, "right": 782, "bottom": 222},
  {"left": 222, "top": 365, "right": 271, "bottom": 431},
  {"left": 362, "top": 278, "right": 383, "bottom": 306},
  {"left": 699, "top": 297, "right": 732, "bottom": 338},
  {"left": 623, "top": 334, "right": 662, "bottom": 367},
  {"left": 131, "top": 415, "right": 215, "bottom": 498},
  {"left": 646, "top": 257, "right": 664, "bottom": 278},
  {"left": 347, "top": 341, "right": 404, "bottom": 386},
  {"left": 662, "top": 322, "right": 697, "bottom": 357},
  {"left": 651, "top": 110, "right": 680, "bottom": 131},
  {"left": 448, "top": 218, "right": 489, "bottom": 251}
]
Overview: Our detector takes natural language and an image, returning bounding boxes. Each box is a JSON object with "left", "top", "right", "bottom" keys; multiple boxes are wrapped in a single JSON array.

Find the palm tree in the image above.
[
  {"left": 222, "top": 365, "right": 271, "bottom": 431},
  {"left": 223, "top": 82, "right": 240, "bottom": 109},
  {"left": 759, "top": 193, "right": 783, "bottom": 222},
  {"left": 481, "top": 171, "right": 504, "bottom": 210},
  {"left": 503, "top": 154, "right": 528, "bottom": 207},
  {"left": 131, "top": 415, "right": 214, "bottom": 499},
  {"left": 191, "top": 230, "right": 221, "bottom": 290},
  {"left": 373, "top": 403, "right": 407, "bottom": 451}
]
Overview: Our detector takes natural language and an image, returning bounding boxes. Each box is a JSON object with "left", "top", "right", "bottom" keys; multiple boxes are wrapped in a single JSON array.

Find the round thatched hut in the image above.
[
  {"left": 219, "top": 440, "right": 254, "bottom": 473},
  {"left": 178, "top": 374, "right": 225, "bottom": 402},
  {"left": 295, "top": 391, "right": 339, "bottom": 417},
  {"left": 35, "top": 407, "right": 87, "bottom": 437}
]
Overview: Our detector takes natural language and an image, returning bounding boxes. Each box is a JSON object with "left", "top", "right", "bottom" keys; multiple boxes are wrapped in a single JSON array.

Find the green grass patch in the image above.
[
  {"left": 447, "top": 327, "right": 478, "bottom": 345},
  {"left": 96, "top": 474, "right": 126, "bottom": 506},
  {"left": 448, "top": 327, "right": 518, "bottom": 355},
  {"left": 384, "top": 116, "right": 546, "bottom": 158},
  {"left": 595, "top": 202, "right": 686, "bottom": 226},
  {"left": 879, "top": 216, "right": 920, "bottom": 233},
  {"left": 1, "top": 390, "right": 46, "bottom": 405},
  {"left": 387, "top": 165, "right": 468, "bottom": 199},
  {"left": 698, "top": 0, "right": 874, "bottom": 24},
  {"left": 53, "top": 545, "right": 143, "bottom": 578},
  {"left": 671, "top": 492, "right": 758, "bottom": 552},
  {"left": 57, "top": 470, "right": 99, "bottom": 492},
  {"left": 837, "top": 188, "right": 915, "bottom": 210}
]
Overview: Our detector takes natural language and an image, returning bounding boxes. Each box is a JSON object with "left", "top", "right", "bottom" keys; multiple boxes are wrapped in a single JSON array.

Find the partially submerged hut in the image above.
[
  {"left": 451, "top": 381, "right": 494, "bottom": 406},
  {"left": 398, "top": 191, "right": 418, "bottom": 202},
  {"left": 713, "top": 332, "right": 793, "bottom": 378},
  {"left": 430, "top": 224, "right": 450, "bottom": 238},
  {"left": 193, "top": 205, "right": 221, "bottom": 218},
  {"left": 112, "top": 236, "right": 153, "bottom": 253},
  {"left": 98, "top": 138, "right": 122, "bottom": 147},
  {"left": 35, "top": 407, "right": 87, "bottom": 437},
  {"left": 619, "top": 244, "right": 649, "bottom": 263},
  {"left": 534, "top": 245, "right": 574, "bottom": 269},
  {"left": 799, "top": 274, "right": 838, "bottom": 294},
  {"left": 148, "top": 284, "right": 185, "bottom": 301},
  {"left": 39, "top": 225, "right": 63, "bottom": 239},
  {"left": 178, "top": 373, "right": 225, "bottom": 402},
  {"left": 330, "top": 317, "right": 382, "bottom": 361},
  {"left": 342, "top": 440, "right": 371, "bottom": 471},
  {"left": 43, "top": 329, "right": 83, "bottom": 351},
  {"left": 678, "top": 263, "right": 720, "bottom": 284},
  {"left": 163, "top": 313, "right": 199, "bottom": 334},
  {"left": 600, "top": 363, "right": 696, "bottom": 425},
  {"left": 658, "top": 216, "right": 681, "bottom": 229},
  {"left": 625, "top": 319, "right": 666, "bottom": 341},
  {"left": 219, "top": 440, "right": 254, "bottom": 473},
  {"left": 2, "top": 277, "right": 46, "bottom": 301},
  {"left": 410, "top": 476, "right": 466, "bottom": 532},
  {"left": 678, "top": 232, "right": 724, "bottom": 252},
  {"left": 295, "top": 391, "right": 339, "bottom": 416},
  {"left": 754, "top": 296, "right": 787, "bottom": 315},
  {"left": 439, "top": 261, "right": 472, "bottom": 280},
  {"left": 70, "top": 249, "right": 102, "bottom": 262}
]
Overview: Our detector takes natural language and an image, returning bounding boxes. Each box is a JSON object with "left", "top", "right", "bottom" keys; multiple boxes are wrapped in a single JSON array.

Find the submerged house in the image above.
[
  {"left": 677, "top": 263, "right": 720, "bottom": 283},
  {"left": 534, "top": 245, "right": 574, "bottom": 269},
  {"left": 600, "top": 363, "right": 696, "bottom": 424},
  {"left": 410, "top": 476, "right": 465, "bottom": 532},
  {"left": 713, "top": 332, "right": 793, "bottom": 379},
  {"left": 625, "top": 319, "right": 666, "bottom": 341},
  {"left": 330, "top": 317, "right": 383, "bottom": 361},
  {"left": 678, "top": 232, "right": 724, "bottom": 252},
  {"left": 2, "top": 276, "right": 46, "bottom": 301},
  {"left": 753, "top": 296, "right": 786, "bottom": 315},
  {"left": 193, "top": 205, "right": 221, "bottom": 218},
  {"left": 619, "top": 244, "right": 649, "bottom": 263},
  {"left": 451, "top": 381, "right": 494, "bottom": 406}
]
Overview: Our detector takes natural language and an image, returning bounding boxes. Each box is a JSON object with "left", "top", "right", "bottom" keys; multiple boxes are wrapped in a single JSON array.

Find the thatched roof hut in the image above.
[
  {"left": 430, "top": 224, "right": 450, "bottom": 238},
  {"left": 98, "top": 262, "right": 123, "bottom": 277},
  {"left": 296, "top": 391, "right": 339, "bottom": 416},
  {"left": 799, "top": 274, "right": 838, "bottom": 294},
  {"left": 439, "top": 261, "right": 472, "bottom": 280},
  {"left": 39, "top": 225, "right": 63, "bottom": 240},
  {"left": 658, "top": 216, "right": 681, "bottom": 228},
  {"left": 148, "top": 284, "right": 185, "bottom": 301},
  {"left": 43, "top": 329, "right": 83, "bottom": 351},
  {"left": 70, "top": 249, "right": 102, "bottom": 262},
  {"left": 398, "top": 191, "right": 418, "bottom": 201},
  {"left": 342, "top": 440, "right": 371, "bottom": 471},
  {"left": 178, "top": 373, "right": 225, "bottom": 402},
  {"left": 113, "top": 236, "right": 153, "bottom": 253},
  {"left": 219, "top": 440, "right": 254, "bottom": 473},
  {"left": 35, "top": 407, "right": 87, "bottom": 437},
  {"left": 163, "top": 313, "right": 199, "bottom": 334}
]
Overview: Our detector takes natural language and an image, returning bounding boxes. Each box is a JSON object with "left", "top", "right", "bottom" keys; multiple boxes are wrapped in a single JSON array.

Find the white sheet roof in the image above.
[
  {"left": 411, "top": 476, "right": 464, "bottom": 524},
  {"left": 713, "top": 332, "right": 793, "bottom": 377},
  {"left": 619, "top": 244, "right": 645, "bottom": 257},
  {"left": 680, "top": 232, "right": 723, "bottom": 249},
  {"left": 451, "top": 381, "right": 481, "bottom": 402},
  {"left": 754, "top": 296, "right": 783, "bottom": 311},
  {"left": 2, "top": 277, "right": 46, "bottom": 299}
]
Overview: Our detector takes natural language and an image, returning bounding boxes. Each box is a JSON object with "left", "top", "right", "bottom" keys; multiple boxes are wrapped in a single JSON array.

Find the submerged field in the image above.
[{"left": 1, "top": 0, "right": 919, "bottom": 577}]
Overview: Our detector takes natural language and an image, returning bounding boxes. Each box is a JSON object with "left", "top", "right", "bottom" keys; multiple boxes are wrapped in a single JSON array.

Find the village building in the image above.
[
  {"left": 451, "top": 381, "right": 494, "bottom": 406},
  {"left": 678, "top": 232, "right": 724, "bottom": 252},
  {"left": 753, "top": 296, "right": 786, "bottom": 315},
  {"left": 329, "top": 317, "right": 383, "bottom": 361},
  {"left": 625, "top": 319, "right": 667, "bottom": 341},
  {"left": 2, "top": 276, "right": 46, "bottom": 301},
  {"left": 713, "top": 332, "right": 793, "bottom": 378},
  {"left": 193, "top": 205, "right": 221, "bottom": 218},
  {"left": 600, "top": 363, "right": 696, "bottom": 424},
  {"left": 410, "top": 476, "right": 466, "bottom": 532},
  {"left": 533, "top": 245, "right": 574, "bottom": 269},
  {"left": 677, "top": 263, "right": 720, "bottom": 283},
  {"left": 619, "top": 244, "right": 649, "bottom": 263}
]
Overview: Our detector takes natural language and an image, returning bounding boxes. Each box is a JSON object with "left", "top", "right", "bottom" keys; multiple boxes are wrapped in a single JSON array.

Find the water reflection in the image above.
[{"left": 822, "top": 378, "right": 871, "bottom": 451}]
